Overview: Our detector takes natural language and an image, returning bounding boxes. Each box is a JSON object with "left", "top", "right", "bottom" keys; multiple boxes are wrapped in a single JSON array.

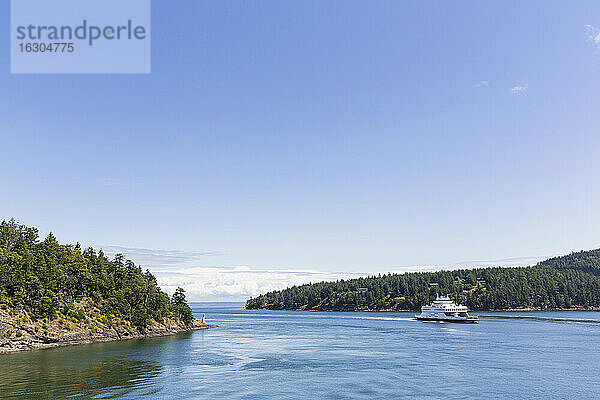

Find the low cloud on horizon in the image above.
[{"left": 98, "top": 245, "right": 550, "bottom": 302}]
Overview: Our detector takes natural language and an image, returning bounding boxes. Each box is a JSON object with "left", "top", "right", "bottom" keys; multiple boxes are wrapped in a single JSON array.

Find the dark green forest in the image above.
[
  {"left": 0, "top": 220, "right": 193, "bottom": 328},
  {"left": 246, "top": 250, "right": 600, "bottom": 311},
  {"left": 537, "top": 249, "right": 600, "bottom": 276}
]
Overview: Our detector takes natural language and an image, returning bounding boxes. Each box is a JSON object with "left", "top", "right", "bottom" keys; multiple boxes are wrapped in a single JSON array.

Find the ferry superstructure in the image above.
[{"left": 415, "top": 295, "right": 479, "bottom": 323}]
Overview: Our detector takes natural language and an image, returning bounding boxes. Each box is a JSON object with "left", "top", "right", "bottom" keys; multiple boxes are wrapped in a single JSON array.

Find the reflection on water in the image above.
[
  {"left": 0, "top": 334, "right": 191, "bottom": 399},
  {"left": 1, "top": 304, "right": 600, "bottom": 399}
]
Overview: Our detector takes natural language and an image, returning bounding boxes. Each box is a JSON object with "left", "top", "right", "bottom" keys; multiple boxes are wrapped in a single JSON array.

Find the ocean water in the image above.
[{"left": 1, "top": 302, "right": 600, "bottom": 399}]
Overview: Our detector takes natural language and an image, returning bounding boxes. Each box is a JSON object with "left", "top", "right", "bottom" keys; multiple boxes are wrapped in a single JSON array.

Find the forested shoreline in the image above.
[
  {"left": 0, "top": 220, "right": 213, "bottom": 352},
  {"left": 246, "top": 250, "right": 600, "bottom": 312}
]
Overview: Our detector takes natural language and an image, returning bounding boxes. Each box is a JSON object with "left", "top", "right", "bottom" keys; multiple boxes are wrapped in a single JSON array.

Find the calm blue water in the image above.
[{"left": 1, "top": 302, "right": 600, "bottom": 399}]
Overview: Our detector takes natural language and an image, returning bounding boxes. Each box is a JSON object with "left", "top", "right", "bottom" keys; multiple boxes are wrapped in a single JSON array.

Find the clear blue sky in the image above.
[{"left": 2, "top": 1, "right": 600, "bottom": 274}]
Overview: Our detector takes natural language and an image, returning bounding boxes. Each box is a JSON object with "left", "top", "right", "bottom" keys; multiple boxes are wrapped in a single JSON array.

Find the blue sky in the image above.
[{"left": 2, "top": 2, "right": 600, "bottom": 299}]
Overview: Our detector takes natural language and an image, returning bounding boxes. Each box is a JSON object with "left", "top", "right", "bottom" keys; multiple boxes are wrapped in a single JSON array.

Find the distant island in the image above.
[
  {"left": 246, "top": 250, "right": 600, "bottom": 312},
  {"left": 0, "top": 220, "right": 215, "bottom": 353}
]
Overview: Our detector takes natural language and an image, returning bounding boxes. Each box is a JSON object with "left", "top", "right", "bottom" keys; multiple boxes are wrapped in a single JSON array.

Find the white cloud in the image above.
[
  {"left": 509, "top": 83, "right": 528, "bottom": 94},
  {"left": 153, "top": 258, "right": 547, "bottom": 301},
  {"left": 99, "top": 245, "right": 549, "bottom": 302},
  {"left": 585, "top": 25, "right": 600, "bottom": 49},
  {"left": 101, "top": 245, "right": 222, "bottom": 268},
  {"left": 100, "top": 245, "right": 366, "bottom": 301},
  {"left": 475, "top": 80, "right": 489, "bottom": 88},
  {"left": 100, "top": 178, "right": 127, "bottom": 187},
  {"left": 153, "top": 266, "right": 368, "bottom": 301}
]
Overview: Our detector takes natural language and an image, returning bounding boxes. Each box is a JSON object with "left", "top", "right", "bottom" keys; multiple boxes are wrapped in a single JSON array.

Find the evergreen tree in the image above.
[
  {"left": 246, "top": 250, "right": 600, "bottom": 311},
  {"left": 171, "top": 287, "right": 193, "bottom": 325},
  {"left": 0, "top": 220, "right": 196, "bottom": 329}
]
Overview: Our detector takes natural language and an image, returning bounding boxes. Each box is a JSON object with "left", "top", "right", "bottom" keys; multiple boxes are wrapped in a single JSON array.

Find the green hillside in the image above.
[
  {"left": 0, "top": 219, "right": 193, "bottom": 329},
  {"left": 536, "top": 249, "right": 600, "bottom": 276},
  {"left": 246, "top": 249, "right": 600, "bottom": 311}
]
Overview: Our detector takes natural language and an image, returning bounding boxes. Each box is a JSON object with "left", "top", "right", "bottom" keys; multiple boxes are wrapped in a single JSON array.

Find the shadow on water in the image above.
[{"left": 0, "top": 332, "right": 195, "bottom": 400}]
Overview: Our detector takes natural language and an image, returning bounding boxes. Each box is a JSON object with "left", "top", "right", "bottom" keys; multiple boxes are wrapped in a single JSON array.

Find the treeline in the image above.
[
  {"left": 246, "top": 251, "right": 600, "bottom": 311},
  {"left": 0, "top": 220, "right": 193, "bottom": 328},
  {"left": 536, "top": 249, "right": 600, "bottom": 276}
]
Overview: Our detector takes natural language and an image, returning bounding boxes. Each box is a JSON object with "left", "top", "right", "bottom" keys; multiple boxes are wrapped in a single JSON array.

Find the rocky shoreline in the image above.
[
  {"left": 0, "top": 319, "right": 217, "bottom": 354},
  {"left": 0, "top": 307, "right": 217, "bottom": 354}
]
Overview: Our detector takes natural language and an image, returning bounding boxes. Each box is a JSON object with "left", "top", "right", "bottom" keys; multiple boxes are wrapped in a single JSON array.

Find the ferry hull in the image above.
[{"left": 415, "top": 316, "right": 479, "bottom": 324}]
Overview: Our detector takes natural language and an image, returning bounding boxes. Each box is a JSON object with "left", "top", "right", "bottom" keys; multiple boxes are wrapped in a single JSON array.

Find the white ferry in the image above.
[{"left": 415, "top": 295, "right": 479, "bottom": 323}]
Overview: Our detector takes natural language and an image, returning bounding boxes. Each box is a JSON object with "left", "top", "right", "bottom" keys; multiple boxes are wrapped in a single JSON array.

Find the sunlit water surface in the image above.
[{"left": 1, "top": 303, "right": 600, "bottom": 399}]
